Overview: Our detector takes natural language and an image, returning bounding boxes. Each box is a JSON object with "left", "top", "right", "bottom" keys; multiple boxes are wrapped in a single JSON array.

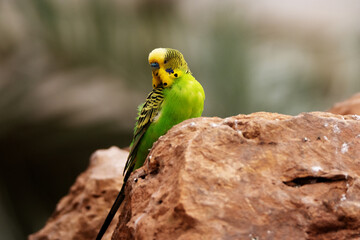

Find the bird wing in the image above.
[{"left": 123, "top": 86, "right": 165, "bottom": 175}]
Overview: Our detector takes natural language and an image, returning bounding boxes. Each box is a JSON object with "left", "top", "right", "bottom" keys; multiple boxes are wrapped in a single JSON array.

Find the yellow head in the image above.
[{"left": 148, "top": 48, "right": 190, "bottom": 89}]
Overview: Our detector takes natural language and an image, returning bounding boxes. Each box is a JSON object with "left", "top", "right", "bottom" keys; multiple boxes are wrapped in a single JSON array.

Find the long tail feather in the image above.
[{"left": 96, "top": 168, "right": 133, "bottom": 240}]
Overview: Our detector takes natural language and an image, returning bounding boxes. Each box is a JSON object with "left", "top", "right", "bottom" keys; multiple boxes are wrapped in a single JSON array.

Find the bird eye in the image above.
[
  {"left": 150, "top": 62, "right": 159, "bottom": 69},
  {"left": 174, "top": 73, "right": 178, "bottom": 77},
  {"left": 164, "top": 60, "right": 167, "bottom": 64}
]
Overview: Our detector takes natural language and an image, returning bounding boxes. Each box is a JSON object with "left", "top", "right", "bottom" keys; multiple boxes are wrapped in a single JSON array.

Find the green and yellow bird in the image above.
[{"left": 96, "top": 48, "right": 205, "bottom": 239}]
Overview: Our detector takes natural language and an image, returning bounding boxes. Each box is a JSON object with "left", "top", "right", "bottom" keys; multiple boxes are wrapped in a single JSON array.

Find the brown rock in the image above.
[
  {"left": 29, "top": 147, "right": 128, "bottom": 240},
  {"left": 113, "top": 112, "right": 360, "bottom": 240},
  {"left": 29, "top": 111, "right": 360, "bottom": 240},
  {"left": 328, "top": 93, "right": 360, "bottom": 115}
]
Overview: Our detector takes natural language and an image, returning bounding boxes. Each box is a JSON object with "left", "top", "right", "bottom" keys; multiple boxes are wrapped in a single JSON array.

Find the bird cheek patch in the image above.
[
  {"left": 165, "top": 68, "right": 174, "bottom": 74},
  {"left": 158, "top": 68, "right": 174, "bottom": 88},
  {"left": 166, "top": 67, "right": 181, "bottom": 78}
]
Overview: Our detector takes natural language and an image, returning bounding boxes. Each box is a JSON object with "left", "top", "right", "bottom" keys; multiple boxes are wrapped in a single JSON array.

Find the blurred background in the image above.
[{"left": 0, "top": 0, "right": 359, "bottom": 239}]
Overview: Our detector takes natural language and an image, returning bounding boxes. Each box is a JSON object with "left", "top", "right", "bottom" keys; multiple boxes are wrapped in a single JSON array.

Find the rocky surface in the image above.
[
  {"left": 30, "top": 95, "right": 360, "bottom": 240},
  {"left": 113, "top": 112, "right": 360, "bottom": 240},
  {"left": 29, "top": 147, "right": 128, "bottom": 240},
  {"left": 329, "top": 93, "right": 360, "bottom": 115}
]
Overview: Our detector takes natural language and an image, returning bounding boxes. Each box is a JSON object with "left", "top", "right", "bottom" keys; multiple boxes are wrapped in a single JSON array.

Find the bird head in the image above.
[{"left": 148, "top": 48, "right": 190, "bottom": 89}]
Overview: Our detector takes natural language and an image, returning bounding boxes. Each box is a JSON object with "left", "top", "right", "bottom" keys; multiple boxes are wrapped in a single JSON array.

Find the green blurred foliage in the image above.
[{"left": 0, "top": 0, "right": 359, "bottom": 239}]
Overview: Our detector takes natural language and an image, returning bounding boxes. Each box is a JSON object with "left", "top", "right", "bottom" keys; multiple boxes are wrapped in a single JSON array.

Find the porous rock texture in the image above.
[
  {"left": 29, "top": 147, "right": 128, "bottom": 240},
  {"left": 113, "top": 112, "right": 360, "bottom": 240}
]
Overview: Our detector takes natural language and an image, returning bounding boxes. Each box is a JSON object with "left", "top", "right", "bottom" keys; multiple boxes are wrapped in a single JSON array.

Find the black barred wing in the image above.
[
  {"left": 123, "top": 87, "right": 165, "bottom": 175},
  {"left": 135, "top": 87, "right": 165, "bottom": 137}
]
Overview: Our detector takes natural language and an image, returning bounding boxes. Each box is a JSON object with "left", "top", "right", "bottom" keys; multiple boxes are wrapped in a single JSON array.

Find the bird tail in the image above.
[{"left": 96, "top": 168, "right": 133, "bottom": 240}]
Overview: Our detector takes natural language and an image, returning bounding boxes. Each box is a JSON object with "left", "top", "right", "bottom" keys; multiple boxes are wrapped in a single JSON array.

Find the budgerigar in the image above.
[{"left": 96, "top": 48, "right": 205, "bottom": 239}]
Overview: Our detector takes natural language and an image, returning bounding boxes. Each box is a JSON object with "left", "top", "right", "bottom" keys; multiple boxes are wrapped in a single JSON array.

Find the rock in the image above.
[
  {"left": 29, "top": 110, "right": 360, "bottom": 240},
  {"left": 329, "top": 93, "right": 360, "bottom": 115},
  {"left": 112, "top": 112, "right": 360, "bottom": 240},
  {"left": 29, "top": 147, "right": 128, "bottom": 240}
]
